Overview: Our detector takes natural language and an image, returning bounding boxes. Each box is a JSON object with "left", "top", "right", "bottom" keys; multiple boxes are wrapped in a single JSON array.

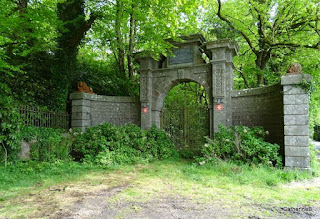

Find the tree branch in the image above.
[
  {"left": 217, "top": 0, "right": 257, "bottom": 54},
  {"left": 69, "top": 12, "right": 100, "bottom": 49},
  {"left": 270, "top": 42, "right": 319, "bottom": 50},
  {"left": 235, "top": 67, "right": 249, "bottom": 88}
]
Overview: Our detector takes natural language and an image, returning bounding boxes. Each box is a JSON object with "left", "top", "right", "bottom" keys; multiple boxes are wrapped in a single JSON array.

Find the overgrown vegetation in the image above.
[
  {"left": 18, "top": 127, "right": 72, "bottom": 162},
  {"left": 197, "top": 125, "right": 282, "bottom": 167},
  {"left": 72, "top": 123, "right": 178, "bottom": 165},
  {"left": 0, "top": 83, "right": 21, "bottom": 167},
  {"left": 0, "top": 126, "right": 72, "bottom": 166}
]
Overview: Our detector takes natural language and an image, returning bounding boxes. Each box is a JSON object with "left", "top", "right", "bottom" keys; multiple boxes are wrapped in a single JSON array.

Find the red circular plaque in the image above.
[
  {"left": 142, "top": 107, "right": 149, "bottom": 113},
  {"left": 215, "top": 104, "right": 223, "bottom": 111}
]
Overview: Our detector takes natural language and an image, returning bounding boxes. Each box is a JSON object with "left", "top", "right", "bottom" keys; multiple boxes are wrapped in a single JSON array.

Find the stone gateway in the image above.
[{"left": 70, "top": 34, "right": 312, "bottom": 171}]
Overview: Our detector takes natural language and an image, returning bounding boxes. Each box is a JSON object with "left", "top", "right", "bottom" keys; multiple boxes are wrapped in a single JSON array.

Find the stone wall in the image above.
[
  {"left": 231, "top": 84, "right": 284, "bottom": 147},
  {"left": 281, "top": 74, "right": 311, "bottom": 171},
  {"left": 70, "top": 92, "right": 140, "bottom": 131}
]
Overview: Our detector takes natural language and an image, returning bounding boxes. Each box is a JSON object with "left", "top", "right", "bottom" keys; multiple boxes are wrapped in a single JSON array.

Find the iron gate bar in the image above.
[{"left": 161, "top": 106, "right": 209, "bottom": 152}]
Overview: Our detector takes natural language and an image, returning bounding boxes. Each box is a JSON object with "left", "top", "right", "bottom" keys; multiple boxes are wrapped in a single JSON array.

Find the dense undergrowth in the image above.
[
  {"left": 196, "top": 125, "right": 283, "bottom": 167},
  {"left": 0, "top": 121, "right": 318, "bottom": 199},
  {"left": 72, "top": 123, "right": 178, "bottom": 165}
]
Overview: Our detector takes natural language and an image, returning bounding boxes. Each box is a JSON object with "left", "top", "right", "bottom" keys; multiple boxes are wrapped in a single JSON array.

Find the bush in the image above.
[
  {"left": 197, "top": 125, "right": 282, "bottom": 167},
  {"left": 71, "top": 123, "right": 178, "bottom": 165},
  {"left": 0, "top": 83, "right": 21, "bottom": 166},
  {"left": 18, "top": 126, "right": 72, "bottom": 162}
]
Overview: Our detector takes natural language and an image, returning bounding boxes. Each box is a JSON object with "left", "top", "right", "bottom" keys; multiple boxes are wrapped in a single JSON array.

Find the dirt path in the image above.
[
  {"left": 2, "top": 163, "right": 320, "bottom": 219},
  {"left": 55, "top": 185, "right": 232, "bottom": 219},
  {"left": 52, "top": 183, "right": 319, "bottom": 219}
]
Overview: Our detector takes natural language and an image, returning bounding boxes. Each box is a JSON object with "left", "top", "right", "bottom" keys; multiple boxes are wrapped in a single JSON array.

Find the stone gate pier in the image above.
[
  {"left": 70, "top": 34, "right": 312, "bottom": 171},
  {"left": 282, "top": 74, "right": 311, "bottom": 171}
]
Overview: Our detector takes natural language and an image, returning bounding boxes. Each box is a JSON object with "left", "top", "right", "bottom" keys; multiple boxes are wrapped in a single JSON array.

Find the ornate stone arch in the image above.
[
  {"left": 135, "top": 34, "right": 238, "bottom": 137},
  {"left": 154, "top": 75, "right": 211, "bottom": 113}
]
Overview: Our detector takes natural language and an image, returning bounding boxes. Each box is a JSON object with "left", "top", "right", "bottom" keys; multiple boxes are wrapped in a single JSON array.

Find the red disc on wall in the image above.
[
  {"left": 142, "top": 107, "right": 149, "bottom": 113},
  {"left": 215, "top": 104, "right": 223, "bottom": 111}
]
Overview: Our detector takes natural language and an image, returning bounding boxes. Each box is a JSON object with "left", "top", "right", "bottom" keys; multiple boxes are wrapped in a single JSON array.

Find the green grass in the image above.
[
  {"left": 1, "top": 158, "right": 320, "bottom": 218},
  {"left": 118, "top": 159, "right": 320, "bottom": 207},
  {"left": 0, "top": 161, "right": 104, "bottom": 200}
]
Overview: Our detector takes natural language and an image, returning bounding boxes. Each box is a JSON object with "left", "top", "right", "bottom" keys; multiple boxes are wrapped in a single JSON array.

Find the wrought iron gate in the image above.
[{"left": 160, "top": 106, "right": 209, "bottom": 155}]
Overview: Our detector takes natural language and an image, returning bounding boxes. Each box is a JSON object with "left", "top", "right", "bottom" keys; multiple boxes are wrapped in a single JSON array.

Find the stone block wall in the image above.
[
  {"left": 231, "top": 84, "right": 284, "bottom": 147},
  {"left": 70, "top": 92, "right": 140, "bottom": 131},
  {"left": 281, "top": 74, "right": 311, "bottom": 170}
]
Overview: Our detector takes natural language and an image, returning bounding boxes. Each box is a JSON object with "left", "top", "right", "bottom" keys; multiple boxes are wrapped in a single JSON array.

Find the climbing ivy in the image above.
[{"left": 0, "top": 83, "right": 21, "bottom": 167}]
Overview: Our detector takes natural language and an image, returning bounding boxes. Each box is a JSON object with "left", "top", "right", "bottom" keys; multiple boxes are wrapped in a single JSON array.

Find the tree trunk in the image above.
[
  {"left": 18, "top": 0, "right": 28, "bottom": 13},
  {"left": 55, "top": 0, "right": 98, "bottom": 109},
  {"left": 127, "top": 4, "right": 135, "bottom": 80},
  {"left": 116, "top": 0, "right": 126, "bottom": 78},
  {"left": 255, "top": 50, "right": 271, "bottom": 86}
]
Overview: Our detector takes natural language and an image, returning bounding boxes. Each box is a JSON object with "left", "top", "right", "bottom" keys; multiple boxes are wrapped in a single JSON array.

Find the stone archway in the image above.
[
  {"left": 154, "top": 75, "right": 211, "bottom": 110},
  {"left": 160, "top": 80, "right": 210, "bottom": 156},
  {"left": 135, "top": 34, "right": 238, "bottom": 138}
]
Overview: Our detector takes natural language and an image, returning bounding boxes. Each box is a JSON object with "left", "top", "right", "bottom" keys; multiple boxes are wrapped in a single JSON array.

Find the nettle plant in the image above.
[{"left": 198, "top": 125, "right": 282, "bottom": 167}]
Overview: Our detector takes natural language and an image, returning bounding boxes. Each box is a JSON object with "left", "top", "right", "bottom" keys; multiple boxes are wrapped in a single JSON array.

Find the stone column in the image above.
[
  {"left": 70, "top": 92, "right": 92, "bottom": 132},
  {"left": 206, "top": 40, "right": 238, "bottom": 133},
  {"left": 138, "top": 55, "right": 155, "bottom": 129},
  {"left": 281, "top": 73, "right": 312, "bottom": 171}
]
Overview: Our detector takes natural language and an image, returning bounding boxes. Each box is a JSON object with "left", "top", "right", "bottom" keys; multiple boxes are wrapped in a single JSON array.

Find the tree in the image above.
[
  {"left": 0, "top": 0, "right": 61, "bottom": 107},
  {"left": 54, "top": 0, "right": 101, "bottom": 109},
  {"left": 215, "top": 0, "right": 320, "bottom": 86},
  {"left": 87, "top": 0, "right": 201, "bottom": 80}
]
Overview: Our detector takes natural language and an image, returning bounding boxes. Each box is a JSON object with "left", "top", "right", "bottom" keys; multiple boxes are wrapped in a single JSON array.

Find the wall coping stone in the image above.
[
  {"left": 231, "top": 84, "right": 282, "bottom": 97},
  {"left": 205, "top": 39, "right": 239, "bottom": 54},
  {"left": 70, "top": 92, "right": 140, "bottom": 103},
  {"left": 281, "top": 74, "right": 312, "bottom": 85}
]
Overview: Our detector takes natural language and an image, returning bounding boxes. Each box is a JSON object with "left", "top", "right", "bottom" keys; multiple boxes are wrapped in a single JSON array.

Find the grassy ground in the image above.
[{"left": 0, "top": 159, "right": 320, "bottom": 218}]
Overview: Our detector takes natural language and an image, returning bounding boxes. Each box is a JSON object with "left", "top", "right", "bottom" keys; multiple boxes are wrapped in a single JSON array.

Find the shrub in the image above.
[
  {"left": 0, "top": 83, "right": 21, "bottom": 167},
  {"left": 18, "top": 126, "right": 72, "bottom": 162},
  {"left": 197, "top": 125, "right": 282, "bottom": 167},
  {"left": 71, "top": 123, "right": 178, "bottom": 165}
]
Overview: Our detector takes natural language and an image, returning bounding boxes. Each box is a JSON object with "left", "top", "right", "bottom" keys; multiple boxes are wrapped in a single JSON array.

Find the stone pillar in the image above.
[
  {"left": 138, "top": 55, "right": 155, "bottom": 129},
  {"left": 206, "top": 40, "right": 238, "bottom": 132},
  {"left": 70, "top": 92, "right": 92, "bottom": 131},
  {"left": 281, "top": 73, "right": 312, "bottom": 171}
]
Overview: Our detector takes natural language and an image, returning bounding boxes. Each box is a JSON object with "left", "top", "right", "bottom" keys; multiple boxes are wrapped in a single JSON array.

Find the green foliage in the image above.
[
  {"left": 197, "top": 125, "right": 282, "bottom": 167},
  {"left": 203, "top": 0, "right": 320, "bottom": 87},
  {"left": 187, "top": 159, "right": 314, "bottom": 187},
  {"left": 18, "top": 127, "right": 71, "bottom": 162},
  {"left": 72, "top": 123, "right": 178, "bottom": 165},
  {"left": 0, "top": 83, "right": 21, "bottom": 166},
  {"left": 295, "top": 77, "right": 316, "bottom": 95},
  {"left": 89, "top": 0, "right": 201, "bottom": 59},
  {"left": 309, "top": 143, "right": 319, "bottom": 174},
  {"left": 314, "top": 126, "right": 320, "bottom": 141},
  {"left": 0, "top": 0, "right": 62, "bottom": 109},
  {"left": 75, "top": 50, "right": 139, "bottom": 96}
]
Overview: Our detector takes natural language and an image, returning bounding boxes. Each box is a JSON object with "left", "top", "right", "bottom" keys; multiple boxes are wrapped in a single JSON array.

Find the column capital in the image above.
[{"left": 205, "top": 39, "right": 239, "bottom": 56}]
